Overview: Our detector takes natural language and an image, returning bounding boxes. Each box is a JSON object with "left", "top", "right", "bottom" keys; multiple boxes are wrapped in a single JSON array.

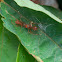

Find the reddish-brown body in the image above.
[
  {"left": 15, "top": 20, "right": 37, "bottom": 31},
  {"left": 15, "top": 20, "right": 23, "bottom": 26},
  {"left": 30, "top": 0, "right": 40, "bottom": 4}
]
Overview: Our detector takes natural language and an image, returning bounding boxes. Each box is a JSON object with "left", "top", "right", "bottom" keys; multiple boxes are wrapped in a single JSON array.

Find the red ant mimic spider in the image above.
[
  {"left": 15, "top": 19, "right": 38, "bottom": 32},
  {"left": 6, "top": 6, "right": 40, "bottom": 35},
  {"left": 8, "top": 12, "right": 38, "bottom": 34}
]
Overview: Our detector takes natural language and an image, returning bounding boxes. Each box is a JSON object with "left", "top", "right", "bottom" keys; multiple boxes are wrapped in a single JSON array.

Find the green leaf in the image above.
[
  {"left": 0, "top": 15, "right": 37, "bottom": 62},
  {"left": 0, "top": 15, "right": 19, "bottom": 62},
  {"left": 1, "top": 0, "right": 62, "bottom": 62},
  {"left": 14, "top": 0, "right": 62, "bottom": 23},
  {"left": 16, "top": 44, "right": 37, "bottom": 62}
]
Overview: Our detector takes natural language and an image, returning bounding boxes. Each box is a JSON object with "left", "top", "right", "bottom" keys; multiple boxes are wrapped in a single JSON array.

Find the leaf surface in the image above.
[
  {"left": 14, "top": 0, "right": 62, "bottom": 23},
  {"left": 0, "top": 15, "right": 37, "bottom": 62}
]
